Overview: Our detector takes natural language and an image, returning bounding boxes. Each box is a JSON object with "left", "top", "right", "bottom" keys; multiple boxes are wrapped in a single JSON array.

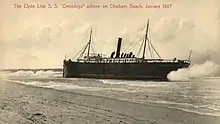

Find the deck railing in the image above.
[{"left": 73, "top": 57, "right": 190, "bottom": 64}]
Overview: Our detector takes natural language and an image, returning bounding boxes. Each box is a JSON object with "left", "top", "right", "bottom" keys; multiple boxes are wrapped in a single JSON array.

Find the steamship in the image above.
[{"left": 63, "top": 20, "right": 191, "bottom": 81}]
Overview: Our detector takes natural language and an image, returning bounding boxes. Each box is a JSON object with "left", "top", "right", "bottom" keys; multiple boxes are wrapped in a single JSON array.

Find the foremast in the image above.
[{"left": 87, "top": 29, "right": 92, "bottom": 60}]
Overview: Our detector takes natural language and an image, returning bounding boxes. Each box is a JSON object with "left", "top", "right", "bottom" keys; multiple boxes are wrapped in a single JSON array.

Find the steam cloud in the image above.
[{"left": 1, "top": 0, "right": 220, "bottom": 79}]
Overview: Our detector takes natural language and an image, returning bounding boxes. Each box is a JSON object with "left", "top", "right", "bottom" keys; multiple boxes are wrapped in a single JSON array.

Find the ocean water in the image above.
[{"left": 1, "top": 69, "right": 220, "bottom": 117}]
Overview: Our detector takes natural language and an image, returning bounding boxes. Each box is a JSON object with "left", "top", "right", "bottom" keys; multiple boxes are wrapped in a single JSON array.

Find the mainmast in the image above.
[
  {"left": 87, "top": 28, "right": 92, "bottom": 58},
  {"left": 142, "top": 19, "right": 150, "bottom": 59}
]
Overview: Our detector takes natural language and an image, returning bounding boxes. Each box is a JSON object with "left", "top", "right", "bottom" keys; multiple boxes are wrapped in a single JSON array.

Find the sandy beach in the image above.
[{"left": 0, "top": 78, "right": 219, "bottom": 124}]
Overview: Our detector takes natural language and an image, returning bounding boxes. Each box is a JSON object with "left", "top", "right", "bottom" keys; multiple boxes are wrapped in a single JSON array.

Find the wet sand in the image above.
[{"left": 0, "top": 80, "right": 219, "bottom": 124}]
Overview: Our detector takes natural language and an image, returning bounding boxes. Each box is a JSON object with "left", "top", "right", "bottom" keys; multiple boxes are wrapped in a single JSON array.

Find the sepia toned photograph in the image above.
[{"left": 0, "top": 0, "right": 220, "bottom": 123}]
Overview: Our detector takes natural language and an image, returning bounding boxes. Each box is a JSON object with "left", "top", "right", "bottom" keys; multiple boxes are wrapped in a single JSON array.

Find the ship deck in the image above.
[{"left": 73, "top": 58, "right": 191, "bottom": 64}]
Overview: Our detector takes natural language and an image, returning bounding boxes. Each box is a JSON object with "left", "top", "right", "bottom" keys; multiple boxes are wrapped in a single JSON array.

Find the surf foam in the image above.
[
  {"left": 2, "top": 70, "right": 62, "bottom": 78},
  {"left": 167, "top": 61, "right": 220, "bottom": 81}
]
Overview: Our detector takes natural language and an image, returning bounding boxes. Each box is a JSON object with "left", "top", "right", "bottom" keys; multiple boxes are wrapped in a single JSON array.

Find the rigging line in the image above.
[
  {"left": 151, "top": 42, "right": 154, "bottom": 58},
  {"left": 69, "top": 33, "right": 89, "bottom": 59},
  {"left": 91, "top": 43, "right": 95, "bottom": 53},
  {"left": 78, "top": 43, "right": 89, "bottom": 58},
  {"left": 78, "top": 32, "right": 91, "bottom": 46},
  {"left": 72, "top": 29, "right": 92, "bottom": 59},
  {"left": 123, "top": 40, "right": 134, "bottom": 52},
  {"left": 147, "top": 38, "right": 161, "bottom": 58},
  {"left": 130, "top": 35, "right": 144, "bottom": 50},
  {"left": 137, "top": 37, "right": 144, "bottom": 57},
  {"left": 148, "top": 28, "right": 158, "bottom": 58},
  {"left": 90, "top": 37, "right": 95, "bottom": 53},
  {"left": 125, "top": 34, "right": 144, "bottom": 52},
  {"left": 124, "top": 35, "right": 144, "bottom": 53},
  {"left": 78, "top": 42, "right": 89, "bottom": 59},
  {"left": 126, "top": 36, "right": 144, "bottom": 53},
  {"left": 148, "top": 27, "right": 153, "bottom": 58},
  {"left": 73, "top": 43, "right": 88, "bottom": 59},
  {"left": 148, "top": 37, "right": 152, "bottom": 58},
  {"left": 123, "top": 35, "right": 136, "bottom": 51}
]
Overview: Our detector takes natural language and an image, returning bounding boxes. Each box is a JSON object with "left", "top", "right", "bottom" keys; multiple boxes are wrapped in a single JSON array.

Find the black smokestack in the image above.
[{"left": 116, "top": 38, "right": 122, "bottom": 58}]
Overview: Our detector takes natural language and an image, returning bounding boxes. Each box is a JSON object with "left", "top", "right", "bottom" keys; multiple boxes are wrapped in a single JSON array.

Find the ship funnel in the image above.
[{"left": 115, "top": 38, "right": 122, "bottom": 58}]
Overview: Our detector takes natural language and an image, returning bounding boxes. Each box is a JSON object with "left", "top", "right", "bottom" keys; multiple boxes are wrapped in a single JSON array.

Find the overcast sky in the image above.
[{"left": 0, "top": 0, "right": 219, "bottom": 69}]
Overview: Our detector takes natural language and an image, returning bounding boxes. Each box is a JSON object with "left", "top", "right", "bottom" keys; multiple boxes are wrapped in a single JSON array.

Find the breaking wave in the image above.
[
  {"left": 0, "top": 70, "right": 62, "bottom": 78},
  {"left": 101, "top": 79, "right": 168, "bottom": 87},
  {"left": 167, "top": 61, "right": 220, "bottom": 81},
  {"left": 5, "top": 79, "right": 136, "bottom": 93}
]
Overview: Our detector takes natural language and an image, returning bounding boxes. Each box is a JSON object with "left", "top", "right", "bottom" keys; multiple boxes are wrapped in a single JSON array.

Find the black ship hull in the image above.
[{"left": 63, "top": 61, "right": 190, "bottom": 81}]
